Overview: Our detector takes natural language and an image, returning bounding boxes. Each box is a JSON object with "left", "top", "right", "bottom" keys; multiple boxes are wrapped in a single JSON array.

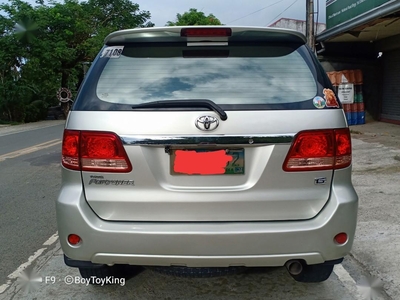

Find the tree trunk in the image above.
[
  {"left": 7, "top": 108, "right": 12, "bottom": 122},
  {"left": 60, "top": 68, "right": 71, "bottom": 118},
  {"left": 61, "top": 70, "right": 69, "bottom": 88}
]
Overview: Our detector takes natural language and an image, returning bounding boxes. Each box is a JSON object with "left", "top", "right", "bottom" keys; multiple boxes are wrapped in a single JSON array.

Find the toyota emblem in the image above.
[{"left": 195, "top": 116, "right": 219, "bottom": 131}]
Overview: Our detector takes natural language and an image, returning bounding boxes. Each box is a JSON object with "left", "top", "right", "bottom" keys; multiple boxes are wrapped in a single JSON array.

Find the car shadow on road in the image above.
[{"left": 25, "top": 151, "right": 61, "bottom": 167}]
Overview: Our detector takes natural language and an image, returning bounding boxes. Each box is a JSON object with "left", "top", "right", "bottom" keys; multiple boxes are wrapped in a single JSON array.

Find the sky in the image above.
[
  {"left": 5, "top": 0, "right": 328, "bottom": 27},
  {"left": 135, "top": 0, "right": 327, "bottom": 27}
]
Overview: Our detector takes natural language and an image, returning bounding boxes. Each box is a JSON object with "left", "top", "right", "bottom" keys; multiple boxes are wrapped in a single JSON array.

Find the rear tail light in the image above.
[
  {"left": 283, "top": 129, "right": 351, "bottom": 172},
  {"left": 62, "top": 130, "right": 132, "bottom": 172},
  {"left": 62, "top": 130, "right": 80, "bottom": 170},
  {"left": 181, "top": 28, "right": 232, "bottom": 37},
  {"left": 335, "top": 128, "right": 352, "bottom": 168}
]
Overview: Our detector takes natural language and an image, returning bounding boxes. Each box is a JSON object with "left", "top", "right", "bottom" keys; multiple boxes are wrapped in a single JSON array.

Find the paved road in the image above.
[
  {"left": 0, "top": 122, "right": 64, "bottom": 155},
  {"left": 1, "top": 121, "right": 398, "bottom": 300},
  {"left": 0, "top": 121, "right": 65, "bottom": 286}
]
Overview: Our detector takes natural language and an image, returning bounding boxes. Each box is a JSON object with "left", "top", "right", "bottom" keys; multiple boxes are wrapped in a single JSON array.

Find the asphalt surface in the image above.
[
  {"left": 0, "top": 121, "right": 65, "bottom": 285},
  {"left": 1, "top": 120, "right": 399, "bottom": 300},
  {"left": 350, "top": 138, "right": 400, "bottom": 300},
  {"left": 0, "top": 122, "right": 64, "bottom": 155},
  {"left": 3, "top": 249, "right": 379, "bottom": 300}
]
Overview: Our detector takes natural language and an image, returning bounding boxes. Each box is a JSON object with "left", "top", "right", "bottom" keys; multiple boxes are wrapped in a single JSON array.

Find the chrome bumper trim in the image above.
[{"left": 120, "top": 134, "right": 295, "bottom": 146}]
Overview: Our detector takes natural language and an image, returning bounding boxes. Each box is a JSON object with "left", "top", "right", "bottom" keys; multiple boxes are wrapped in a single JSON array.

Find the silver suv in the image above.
[{"left": 57, "top": 26, "right": 358, "bottom": 283}]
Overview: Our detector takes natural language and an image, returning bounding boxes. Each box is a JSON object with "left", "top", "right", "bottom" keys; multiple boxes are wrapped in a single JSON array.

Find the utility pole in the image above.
[{"left": 306, "top": 0, "right": 315, "bottom": 52}]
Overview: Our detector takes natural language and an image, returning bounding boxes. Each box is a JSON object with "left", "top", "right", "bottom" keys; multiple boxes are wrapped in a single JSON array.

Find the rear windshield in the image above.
[{"left": 75, "top": 43, "right": 324, "bottom": 110}]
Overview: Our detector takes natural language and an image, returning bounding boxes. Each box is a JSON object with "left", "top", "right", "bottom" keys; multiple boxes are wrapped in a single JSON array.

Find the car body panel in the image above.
[
  {"left": 56, "top": 166, "right": 358, "bottom": 266},
  {"left": 104, "top": 26, "right": 307, "bottom": 45},
  {"left": 66, "top": 110, "right": 346, "bottom": 221}
]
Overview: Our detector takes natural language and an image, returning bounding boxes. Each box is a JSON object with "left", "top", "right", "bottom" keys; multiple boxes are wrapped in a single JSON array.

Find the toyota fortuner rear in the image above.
[{"left": 56, "top": 26, "right": 358, "bottom": 283}]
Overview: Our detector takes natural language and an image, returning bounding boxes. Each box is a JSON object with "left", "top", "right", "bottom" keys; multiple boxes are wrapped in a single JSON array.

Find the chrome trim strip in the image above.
[{"left": 120, "top": 134, "right": 295, "bottom": 146}]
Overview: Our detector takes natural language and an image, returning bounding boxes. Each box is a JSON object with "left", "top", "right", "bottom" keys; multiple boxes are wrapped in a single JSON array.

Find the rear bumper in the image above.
[{"left": 57, "top": 169, "right": 358, "bottom": 268}]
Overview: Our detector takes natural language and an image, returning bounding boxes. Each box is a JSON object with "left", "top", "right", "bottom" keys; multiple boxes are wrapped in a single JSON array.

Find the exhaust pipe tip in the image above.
[{"left": 285, "top": 260, "right": 303, "bottom": 276}]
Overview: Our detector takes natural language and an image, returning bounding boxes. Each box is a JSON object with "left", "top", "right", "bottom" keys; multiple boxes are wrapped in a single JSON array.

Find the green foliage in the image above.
[
  {"left": 166, "top": 8, "right": 222, "bottom": 26},
  {"left": 24, "top": 100, "right": 48, "bottom": 123},
  {"left": 0, "top": 120, "right": 21, "bottom": 125},
  {"left": 0, "top": 0, "right": 153, "bottom": 122}
]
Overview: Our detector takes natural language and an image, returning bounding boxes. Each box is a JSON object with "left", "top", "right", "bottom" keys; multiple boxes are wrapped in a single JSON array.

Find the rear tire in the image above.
[
  {"left": 149, "top": 266, "right": 245, "bottom": 278},
  {"left": 289, "top": 263, "right": 334, "bottom": 283}
]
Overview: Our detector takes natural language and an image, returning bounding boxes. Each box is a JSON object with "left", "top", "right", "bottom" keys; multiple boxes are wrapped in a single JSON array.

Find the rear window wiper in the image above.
[{"left": 131, "top": 99, "right": 228, "bottom": 121}]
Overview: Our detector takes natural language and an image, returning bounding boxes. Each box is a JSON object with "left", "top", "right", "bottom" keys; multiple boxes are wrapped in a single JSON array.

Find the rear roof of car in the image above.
[{"left": 104, "top": 26, "right": 307, "bottom": 45}]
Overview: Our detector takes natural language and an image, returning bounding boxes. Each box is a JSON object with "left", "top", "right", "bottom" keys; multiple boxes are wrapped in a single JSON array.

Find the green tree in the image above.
[
  {"left": 0, "top": 10, "right": 31, "bottom": 122},
  {"left": 0, "top": 0, "right": 153, "bottom": 122},
  {"left": 166, "top": 8, "right": 222, "bottom": 26}
]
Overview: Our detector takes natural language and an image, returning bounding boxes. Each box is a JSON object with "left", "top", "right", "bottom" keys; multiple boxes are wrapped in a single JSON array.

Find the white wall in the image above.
[{"left": 270, "top": 18, "right": 326, "bottom": 35}]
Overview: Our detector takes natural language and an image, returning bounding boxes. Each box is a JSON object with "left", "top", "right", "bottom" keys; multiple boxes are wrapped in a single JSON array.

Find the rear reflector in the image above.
[
  {"left": 62, "top": 130, "right": 132, "bottom": 173},
  {"left": 68, "top": 234, "right": 81, "bottom": 245},
  {"left": 334, "top": 232, "right": 348, "bottom": 245},
  {"left": 181, "top": 28, "right": 232, "bottom": 37},
  {"left": 283, "top": 128, "right": 351, "bottom": 172}
]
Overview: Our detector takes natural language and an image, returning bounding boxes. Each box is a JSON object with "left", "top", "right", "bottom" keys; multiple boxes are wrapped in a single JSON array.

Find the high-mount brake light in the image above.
[
  {"left": 181, "top": 28, "right": 232, "bottom": 37},
  {"left": 283, "top": 129, "right": 352, "bottom": 172},
  {"left": 61, "top": 130, "right": 132, "bottom": 173}
]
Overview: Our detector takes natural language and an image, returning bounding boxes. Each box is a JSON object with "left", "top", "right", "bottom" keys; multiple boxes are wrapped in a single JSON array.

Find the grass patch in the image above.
[{"left": 0, "top": 120, "right": 22, "bottom": 125}]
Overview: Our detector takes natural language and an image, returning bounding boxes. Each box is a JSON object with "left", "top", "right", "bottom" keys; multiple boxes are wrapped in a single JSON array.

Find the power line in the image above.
[
  {"left": 226, "top": 0, "right": 286, "bottom": 24},
  {"left": 264, "top": 0, "right": 301, "bottom": 26}
]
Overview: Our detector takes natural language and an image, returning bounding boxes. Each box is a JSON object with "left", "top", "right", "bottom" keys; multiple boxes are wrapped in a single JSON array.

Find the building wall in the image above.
[
  {"left": 381, "top": 49, "right": 400, "bottom": 123},
  {"left": 269, "top": 18, "right": 326, "bottom": 35}
]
